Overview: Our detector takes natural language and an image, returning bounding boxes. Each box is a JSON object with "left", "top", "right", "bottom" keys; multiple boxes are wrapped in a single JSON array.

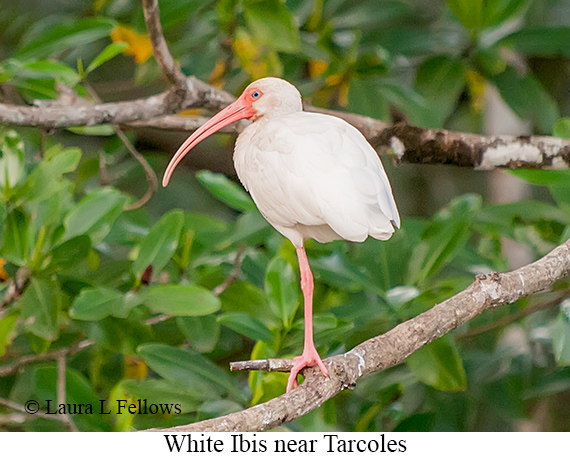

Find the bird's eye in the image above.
[{"left": 251, "top": 90, "right": 261, "bottom": 100}]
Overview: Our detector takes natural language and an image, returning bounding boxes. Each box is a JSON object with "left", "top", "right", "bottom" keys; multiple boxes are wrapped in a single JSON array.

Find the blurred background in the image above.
[{"left": 0, "top": 0, "right": 569, "bottom": 432}]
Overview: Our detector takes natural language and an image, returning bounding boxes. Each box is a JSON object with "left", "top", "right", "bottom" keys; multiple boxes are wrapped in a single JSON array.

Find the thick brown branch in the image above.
[
  {"left": 141, "top": 0, "right": 187, "bottom": 90},
  {"left": 147, "top": 238, "right": 570, "bottom": 432},
  {"left": 308, "top": 107, "right": 570, "bottom": 170},
  {"left": 1, "top": 78, "right": 569, "bottom": 169},
  {"left": 135, "top": 109, "right": 570, "bottom": 170},
  {"left": 0, "top": 78, "right": 234, "bottom": 129}
]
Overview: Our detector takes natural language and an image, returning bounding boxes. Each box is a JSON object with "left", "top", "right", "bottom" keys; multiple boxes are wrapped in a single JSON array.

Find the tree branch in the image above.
[
  {"left": 0, "top": 0, "right": 568, "bottom": 169},
  {"left": 0, "top": 398, "right": 69, "bottom": 425},
  {"left": 0, "top": 340, "right": 93, "bottom": 377},
  {"left": 146, "top": 238, "right": 570, "bottom": 432},
  {"left": 1, "top": 81, "right": 569, "bottom": 170},
  {"left": 307, "top": 107, "right": 570, "bottom": 170},
  {"left": 0, "top": 81, "right": 234, "bottom": 129},
  {"left": 141, "top": 0, "right": 187, "bottom": 90}
]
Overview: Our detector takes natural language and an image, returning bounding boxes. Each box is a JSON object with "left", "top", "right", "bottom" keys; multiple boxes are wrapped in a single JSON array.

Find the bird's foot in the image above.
[{"left": 286, "top": 348, "right": 328, "bottom": 392}]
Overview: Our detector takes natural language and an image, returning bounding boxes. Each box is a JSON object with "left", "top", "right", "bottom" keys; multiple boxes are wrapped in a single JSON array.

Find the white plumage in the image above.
[
  {"left": 163, "top": 77, "right": 400, "bottom": 392},
  {"left": 234, "top": 110, "right": 400, "bottom": 247}
]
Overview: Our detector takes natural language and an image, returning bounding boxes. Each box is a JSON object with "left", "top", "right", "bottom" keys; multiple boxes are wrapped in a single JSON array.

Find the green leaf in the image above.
[
  {"left": 69, "top": 287, "right": 137, "bottom": 321},
  {"left": 17, "top": 60, "right": 81, "bottom": 86},
  {"left": 406, "top": 335, "right": 467, "bottom": 391},
  {"left": 67, "top": 125, "right": 116, "bottom": 136},
  {"left": 142, "top": 285, "right": 221, "bottom": 317},
  {"left": 243, "top": 0, "right": 301, "bottom": 53},
  {"left": 490, "top": 66, "right": 559, "bottom": 133},
  {"left": 216, "top": 211, "right": 271, "bottom": 251},
  {"left": 393, "top": 412, "right": 436, "bottom": 432},
  {"left": 553, "top": 117, "right": 570, "bottom": 138},
  {"left": 264, "top": 256, "right": 298, "bottom": 328},
  {"left": 377, "top": 81, "right": 431, "bottom": 126},
  {"left": 64, "top": 187, "right": 128, "bottom": 243},
  {"left": 133, "top": 210, "right": 184, "bottom": 277},
  {"left": 158, "top": 0, "right": 213, "bottom": 29},
  {"left": 218, "top": 312, "right": 273, "bottom": 342},
  {"left": 121, "top": 379, "right": 203, "bottom": 414},
  {"left": 3, "top": 207, "right": 31, "bottom": 265},
  {"left": 49, "top": 235, "right": 91, "bottom": 270},
  {"left": 20, "top": 278, "right": 62, "bottom": 340},
  {"left": 33, "top": 365, "right": 109, "bottom": 431},
  {"left": 445, "top": 0, "right": 485, "bottom": 29},
  {"left": 502, "top": 27, "right": 570, "bottom": 58},
  {"left": 86, "top": 42, "right": 128, "bottom": 74},
  {"left": 0, "top": 310, "right": 19, "bottom": 357},
  {"left": 330, "top": 1, "right": 413, "bottom": 30},
  {"left": 176, "top": 315, "right": 220, "bottom": 353},
  {"left": 408, "top": 194, "right": 481, "bottom": 285},
  {"left": 553, "top": 302, "right": 570, "bottom": 366},
  {"left": 137, "top": 343, "right": 244, "bottom": 400},
  {"left": 17, "top": 18, "right": 116, "bottom": 60},
  {"left": 478, "top": 200, "right": 570, "bottom": 237},
  {"left": 446, "top": 0, "right": 529, "bottom": 30},
  {"left": 348, "top": 77, "right": 390, "bottom": 122},
  {"left": 479, "top": 0, "right": 530, "bottom": 28},
  {"left": 508, "top": 169, "right": 570, "bottom": 188},
  {"left": 45, "top": 145, "right": 82, "bottom": 174},
  {"left": 311, "top": 252, "right": 386, "bottom": 295},
  {"left": 0, "top": 129, "right": 25, "bottom": 189},
  {"left": 196, "top": 170, "right": 256, "bottom": 212},
  {"left": 18, "top": 146, "right": 81, "bottom": 204},
  {"left": 219, "top": 281, "right": 273, "bottom": 323},
  {"left": 413, "top": 56, "right": 466, "bottom": 128},
  {"left": 386, "top": 286, "right": 421, "bottom": 309}
]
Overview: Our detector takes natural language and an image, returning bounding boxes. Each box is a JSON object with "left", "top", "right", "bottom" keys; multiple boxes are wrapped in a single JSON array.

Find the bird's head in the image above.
[{"left": 162, "top": 77, "right": 302, "bottom": 186}]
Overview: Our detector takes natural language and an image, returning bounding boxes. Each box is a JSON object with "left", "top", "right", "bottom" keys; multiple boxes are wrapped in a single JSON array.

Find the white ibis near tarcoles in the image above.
[{"left": 162, "top": 77, "right": 400, "bottom": 392}]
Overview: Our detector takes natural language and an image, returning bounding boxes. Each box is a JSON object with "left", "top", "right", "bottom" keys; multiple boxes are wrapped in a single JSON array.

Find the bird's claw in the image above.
[{"left": 286, "top": 351, "right": 328, "bottom": 392}]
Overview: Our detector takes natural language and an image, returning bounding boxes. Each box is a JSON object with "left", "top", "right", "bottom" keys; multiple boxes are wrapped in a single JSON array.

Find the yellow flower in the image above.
[
  {"left": 0, "top": 258, "right": 8, "bottom": 281},
  {"left": 110, "top": 25, "right": 153, "bottom": 64},
  {"left": 233, "top": 28, "right": 282, "bottom": 79},
  {"left": 308, "top": 60, "right": 328, "bottom": 79},
  {"left": 466, "top": 69, "right": 486, "bottom": 113}
]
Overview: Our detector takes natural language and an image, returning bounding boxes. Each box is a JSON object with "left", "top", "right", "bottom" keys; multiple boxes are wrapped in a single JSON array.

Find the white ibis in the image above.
[{"left": 163, "top": 77, "right": 400, "bottom": 392}]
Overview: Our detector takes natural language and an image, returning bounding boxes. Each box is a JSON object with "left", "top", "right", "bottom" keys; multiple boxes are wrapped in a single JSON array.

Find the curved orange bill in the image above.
[{"left": 162, "top": 97, "right": 254, "bottom": 187}]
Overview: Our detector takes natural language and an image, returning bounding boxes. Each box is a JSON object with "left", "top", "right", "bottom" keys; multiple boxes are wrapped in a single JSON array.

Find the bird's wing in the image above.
[{"left": 234, "top": 112, "right": 400, "bottom": 244}]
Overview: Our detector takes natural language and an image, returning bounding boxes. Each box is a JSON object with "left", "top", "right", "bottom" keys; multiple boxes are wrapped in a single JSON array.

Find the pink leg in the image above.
[{"left": 286, "top": 245, "right": 328, "bottom": 392}]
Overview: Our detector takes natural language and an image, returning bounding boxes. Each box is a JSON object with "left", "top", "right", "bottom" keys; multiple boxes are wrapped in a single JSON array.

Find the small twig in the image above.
[
  {"left": 0, "top": 267, "right": 30, "bottom": 316},
  {"left": 84, "top": 83, "right": 158, "bottom": 210},
  {"left": 145, "top": 314, "right": 172, "bottom": 326},
  {"left": 0, "top": 340, "right": 93, "bottom": 377},
  {"left": 39, "top": 129, "right": 48, "bottom": 158},
  {"left": 116, "top": 127, "right": 158, "bottom": 210},
  {"left": 0, "top": 398, "right": 68, "bottom": 425},
  {"left": 56, "top": 354, "right": 79, "bottom": 432},
  {"left": 230, "top": 358, "right": 294, "bottom": 373},
  {"left": 212, "top": 245, "right": 246, "bottom": 296},
  {"left": 458, "top": 291, "right": 569, "bottom": 339},
  {"left": 141, "top": 0, "right": 188, "bottom": 90}
]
